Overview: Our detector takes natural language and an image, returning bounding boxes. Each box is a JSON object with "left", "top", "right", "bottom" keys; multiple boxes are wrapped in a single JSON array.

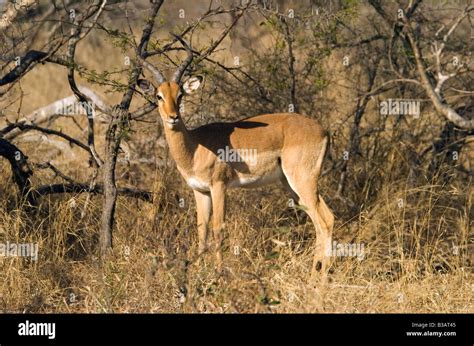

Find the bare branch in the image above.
[
  {"left": 3, "top": 122, "right": 91, "bottom": 153},
  {"left": 403, "top": 14, "right": 474, "bottom": 130},
  {"left": 0, "top": 50, "right": 49, "bottom": 87},
  {"left": 65, "top": 0, "right": 107, "bottom": 167},
  {"left": 35, "top": 162, "right": 77, "bottom": 184},
  {"left": 34, "top": 183, "right": 153, "bottom": 203},
  {"left": 1, "top": 86, "right": 109, "bottom": 140}
]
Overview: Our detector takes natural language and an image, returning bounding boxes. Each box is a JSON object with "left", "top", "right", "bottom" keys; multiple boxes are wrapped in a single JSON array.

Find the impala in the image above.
[{"left": 138, "top": 35, "right": 334, "bottom": 280}]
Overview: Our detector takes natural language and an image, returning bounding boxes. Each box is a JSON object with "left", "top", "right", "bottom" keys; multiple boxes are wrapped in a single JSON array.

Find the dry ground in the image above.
[{"left": 0, "top": 161, "right": 472, "bottom": 313}]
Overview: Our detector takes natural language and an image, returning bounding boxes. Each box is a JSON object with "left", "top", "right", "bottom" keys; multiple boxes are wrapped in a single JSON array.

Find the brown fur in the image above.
[{"left": 147, "top": 80, "right": 334, "bottom": 281}]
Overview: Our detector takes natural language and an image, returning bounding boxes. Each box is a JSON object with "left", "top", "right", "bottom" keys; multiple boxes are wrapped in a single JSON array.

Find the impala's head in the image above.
[{"left": 137, "top": 34, "right": 202, "bottom": 130}]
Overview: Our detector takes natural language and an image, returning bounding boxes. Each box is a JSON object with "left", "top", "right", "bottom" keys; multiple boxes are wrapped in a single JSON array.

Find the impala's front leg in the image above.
[
  {"left": 210, "top": 182, "right": 226, "bottom": 273},
  {"left": 193, "top": 190, "right": 211, "bottom": 259}
]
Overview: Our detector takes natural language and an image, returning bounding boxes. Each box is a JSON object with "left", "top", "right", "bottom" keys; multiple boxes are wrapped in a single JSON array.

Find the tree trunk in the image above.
[
  {"left": 100, "top": 142, "right": 118, "bottom": 256},
  {"left": 99, "top": 111, "right": 122, "bottom": 258},
  {"left": 0, "top": 138, "right": 34, "bottom": 205}
]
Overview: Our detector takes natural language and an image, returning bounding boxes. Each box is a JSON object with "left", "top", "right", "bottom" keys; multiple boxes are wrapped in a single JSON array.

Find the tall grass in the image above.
[{"left": 0, "top": 155, "right": 472, "bottom": 312}]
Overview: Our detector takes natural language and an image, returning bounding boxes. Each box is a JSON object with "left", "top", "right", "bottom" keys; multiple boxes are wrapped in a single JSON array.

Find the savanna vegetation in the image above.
[{"left": 0, "top": 0, "right": 472, "bottom": 312}]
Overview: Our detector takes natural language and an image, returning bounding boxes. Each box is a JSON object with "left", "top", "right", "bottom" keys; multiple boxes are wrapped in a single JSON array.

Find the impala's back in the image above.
[{"left": 190, "top": 113, "right": 328, "bottom": 189}]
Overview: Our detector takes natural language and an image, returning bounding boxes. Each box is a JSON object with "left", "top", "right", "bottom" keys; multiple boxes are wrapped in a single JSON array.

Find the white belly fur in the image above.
[
  {"left": 186, "top": 166, "right": 283, "bottom": 191},
  {"left": 229, "top": 165, "right": 283, "bottom": 188},
  {"left": 187, "top": 177, "right": 210, "bottom": 191}
]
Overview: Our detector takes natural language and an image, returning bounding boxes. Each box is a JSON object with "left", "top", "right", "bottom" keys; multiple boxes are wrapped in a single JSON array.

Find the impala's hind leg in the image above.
[
  {"left": 311, "top": 195, "right": 334, "bottom": 281},
  {"left": 317, "top": 195, "right": 334, "bottom": 254},
  {"left": 292, "top": 183, "right": 331, "bottom": 282},
  {"left": 282, "top": 171, "right": 331, "bottom": 279},
  {"left": 281, "top": 146, "right": 333, "bottom": 283},
  {"left": 280, "top": 174, "right": 300, "bottom": 204}
]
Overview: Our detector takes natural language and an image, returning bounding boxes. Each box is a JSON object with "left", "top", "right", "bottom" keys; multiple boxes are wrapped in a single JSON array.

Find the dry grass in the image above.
[{"left": 0, "top": 160, "right": 472, "bottom": 313}]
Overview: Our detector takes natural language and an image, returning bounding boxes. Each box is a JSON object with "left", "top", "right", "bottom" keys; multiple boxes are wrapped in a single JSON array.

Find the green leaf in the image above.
[
  {"left": 265, "top": 251, "right": 279, "bottom": 260},
  {"left": 276, "top": 227, "right": 291, "bottom": 234}
]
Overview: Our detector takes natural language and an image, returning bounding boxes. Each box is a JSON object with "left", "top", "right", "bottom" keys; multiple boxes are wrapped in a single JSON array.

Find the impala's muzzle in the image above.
[{"left": 165, "top": 115, "right": 180, "bottom": 128}]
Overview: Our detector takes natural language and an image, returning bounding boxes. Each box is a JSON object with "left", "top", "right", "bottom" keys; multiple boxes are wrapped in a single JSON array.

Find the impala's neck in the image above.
[{"left": 162, "top": 120, "right": 196, "bottom": 173}]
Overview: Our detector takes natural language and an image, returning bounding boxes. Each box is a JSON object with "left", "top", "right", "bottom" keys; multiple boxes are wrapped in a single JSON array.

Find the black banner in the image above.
[{"left": 0, "top": 313, "right": 472, "bottom": 345}]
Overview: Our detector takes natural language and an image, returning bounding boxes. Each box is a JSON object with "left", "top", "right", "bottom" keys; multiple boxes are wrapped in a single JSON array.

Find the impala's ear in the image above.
[
  {"left": 137, "top": 79, "right": 156, "bottom": 95},
  {"left": 182, "top": 76, "right": 203, "bottom": 94}
]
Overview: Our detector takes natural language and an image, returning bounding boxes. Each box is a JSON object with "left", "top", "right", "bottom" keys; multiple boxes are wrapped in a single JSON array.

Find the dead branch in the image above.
[
  {"left": 65, "top": 0, "right": 107, "bottom": 168},
  {"left": 1, "top": 86, "right": 109, "bottom": 141},
  {"left": 3, "top": 122, "right": 90, "bottom": 153},
  {"left": 33, "top": 183, "right": 153, "bottom": 203},
  {"left": 402, "top": 7, "right": 474, "bottom": 130},
  {"left": 0, "top": 137, "right": 33, "bottom": 203}
]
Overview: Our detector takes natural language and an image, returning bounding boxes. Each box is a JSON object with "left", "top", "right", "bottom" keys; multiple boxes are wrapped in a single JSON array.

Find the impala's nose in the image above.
[{"left": 166, "top": 115, "right": 179, "bottom": 128}]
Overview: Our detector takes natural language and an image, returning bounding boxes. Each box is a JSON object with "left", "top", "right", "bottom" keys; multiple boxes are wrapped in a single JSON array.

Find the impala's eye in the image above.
[{"left": 157, "top": 93, "right": 163, "bottom": 101}]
